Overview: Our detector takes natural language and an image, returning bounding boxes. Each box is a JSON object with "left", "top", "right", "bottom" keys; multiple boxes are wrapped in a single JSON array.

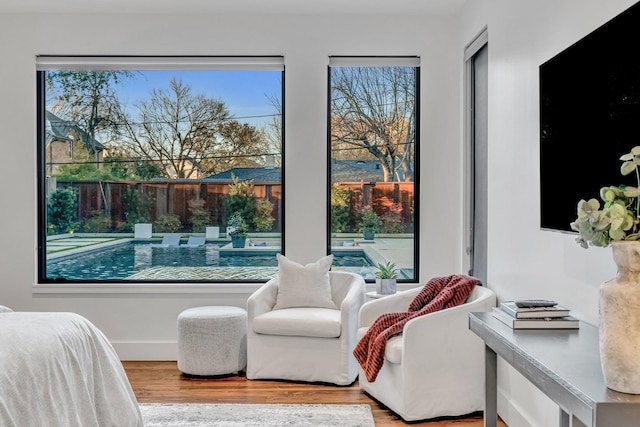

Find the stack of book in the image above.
[{"left": 492, "top": 301, "right": 580, "bottom": 329}]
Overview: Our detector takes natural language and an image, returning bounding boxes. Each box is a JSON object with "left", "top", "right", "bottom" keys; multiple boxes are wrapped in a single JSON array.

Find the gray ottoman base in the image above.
[{"left": 177, "top": 306, "right": 247, "bottom": 376}]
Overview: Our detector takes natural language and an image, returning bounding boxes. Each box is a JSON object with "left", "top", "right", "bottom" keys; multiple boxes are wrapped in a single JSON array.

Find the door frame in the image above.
[{"left": 463, "top": 27, "right": 488, "bottom": 277}]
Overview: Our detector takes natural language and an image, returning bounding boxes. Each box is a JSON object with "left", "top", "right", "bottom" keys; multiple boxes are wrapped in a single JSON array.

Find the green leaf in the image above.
[
  {"left": 621, "top": 161, "right": 637, "bottom": 176},
  {"left": 610, "top": 227, "right": 626, "bottom": 240},
  {"left": 586, "top": 198, "right": 600, "bottom": 211},
  {"left": 623, "top": 214, "right": 635, "bottom": 230},
  {"left": 623, "top": 187, "right": 640, "bottom": 197},
  {"left": 631, "top": 146, "right": 640, "bottom": 155},
  {"left": 621, "top": 153, "right": 635, "bottom": 161}
]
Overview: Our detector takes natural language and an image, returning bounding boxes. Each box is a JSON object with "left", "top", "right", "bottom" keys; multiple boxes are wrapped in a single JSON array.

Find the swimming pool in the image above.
[{"left": 45, "top": 242, "right": 373, "bottom": 281}]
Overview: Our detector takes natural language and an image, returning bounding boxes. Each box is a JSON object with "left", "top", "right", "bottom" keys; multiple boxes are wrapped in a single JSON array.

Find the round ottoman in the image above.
[{"left": 177, "top": 306, "right": 247, "bottom": 376}]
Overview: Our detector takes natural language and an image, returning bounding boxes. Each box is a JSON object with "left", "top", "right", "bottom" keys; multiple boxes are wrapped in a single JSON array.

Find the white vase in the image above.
[
  {"left": 376, "top": 278, "right": 396, "bottom": 295},
  {"left": 600, "top": 240, "right": 640, "bottom": 394}
]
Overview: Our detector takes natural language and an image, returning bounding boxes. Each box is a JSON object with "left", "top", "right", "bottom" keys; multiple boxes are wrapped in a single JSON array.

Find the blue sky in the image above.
[{"left": 116, "top": 70, "right": 282, "bottom": 128}]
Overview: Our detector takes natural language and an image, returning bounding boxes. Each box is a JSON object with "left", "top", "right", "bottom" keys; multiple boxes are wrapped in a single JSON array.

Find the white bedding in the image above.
[{"left": 0, "top": 312, "right": 143, "bottom": 427}]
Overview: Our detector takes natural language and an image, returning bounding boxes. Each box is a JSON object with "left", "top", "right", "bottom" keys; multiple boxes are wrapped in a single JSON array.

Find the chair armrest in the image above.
[
  {"left": 358, "top": 287, "right": 421, "bottom": 328},
  {"left": 0, "top": 305, "right": 13, "bottom": 313},
  {"left": 247, "top": 279, "right": 278, "bottom": 320},
  {"left": 339, "top": 275, "right": 365, "bottom": 332},
  {"left": 401, "top": 286, "right": 496, "bottom": 364}
]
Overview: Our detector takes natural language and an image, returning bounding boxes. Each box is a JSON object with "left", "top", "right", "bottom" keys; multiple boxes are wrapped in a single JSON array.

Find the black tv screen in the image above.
[{"left": 540, "top": 1, "right": 640, "bottom": 232}]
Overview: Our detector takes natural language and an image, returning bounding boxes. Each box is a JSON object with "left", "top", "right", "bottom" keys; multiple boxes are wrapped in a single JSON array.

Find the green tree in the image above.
[
  {"left": 55, "top": 161, "right": 106, "bottom": 181},
  {"left": 104, "top": 156, "right": 131, "bottom": 179},
  {"left": 54, "top": 155, "right": 135, "bottom": 181},
  {"left": 133, "top": 162, "right": 165, "bottom": 180}
]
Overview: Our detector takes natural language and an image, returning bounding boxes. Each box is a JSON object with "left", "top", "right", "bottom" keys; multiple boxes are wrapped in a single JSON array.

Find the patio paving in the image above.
[
  {"left": 128, "top": 266, "right": 278, "bottom": 281},
  {"left": 46, "top": 236, "right": 129, "bottom": 257}
]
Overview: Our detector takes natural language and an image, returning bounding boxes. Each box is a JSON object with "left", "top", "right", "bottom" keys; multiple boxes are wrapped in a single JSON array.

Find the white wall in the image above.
[
  {"left": 459, "top": 1, "right": 638, "bottom": 426},
  {"left": 0, "top": 13, "right": 463, "bottom": 358}
]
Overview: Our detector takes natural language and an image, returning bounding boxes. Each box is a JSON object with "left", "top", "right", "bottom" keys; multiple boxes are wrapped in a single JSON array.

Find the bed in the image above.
[{"left": 0, "top": 308, "right": 143, "bottom": 427}]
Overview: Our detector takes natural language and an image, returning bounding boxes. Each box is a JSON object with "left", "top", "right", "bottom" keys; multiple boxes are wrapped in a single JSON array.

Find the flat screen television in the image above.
[{"left": 540, "top": 1, "right": 640, "bottom": 233}]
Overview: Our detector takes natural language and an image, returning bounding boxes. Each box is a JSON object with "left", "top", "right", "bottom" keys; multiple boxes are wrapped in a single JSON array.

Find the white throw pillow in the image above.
[{"left": 273, "top": 254, "right": 337, "bottom": 310}]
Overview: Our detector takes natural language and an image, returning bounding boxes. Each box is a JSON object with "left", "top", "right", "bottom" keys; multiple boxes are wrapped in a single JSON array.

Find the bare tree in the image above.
[
  {"left": 262, "top": 93, "right": 283, "bottom": 167},
  {"left": 207, "top": 120, "right": 269, "bottom": 173},
  {"left": 330, "top": 66, "right": 416, "bottom": 182},
  {"left": 115, "top": 78, "right": 269, "bottom": 178}
]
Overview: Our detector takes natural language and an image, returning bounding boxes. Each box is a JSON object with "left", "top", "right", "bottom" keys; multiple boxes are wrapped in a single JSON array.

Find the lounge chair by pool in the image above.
[
  {"left": 150, "top": 234, "right": 181, "bottom": 248},
  {"left": 180, "top": 236, "right": 206, "bottom": 248}
]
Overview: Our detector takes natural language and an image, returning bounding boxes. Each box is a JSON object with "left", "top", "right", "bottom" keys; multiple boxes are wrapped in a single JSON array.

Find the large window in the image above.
[
  {"left": 328, "top": 57, "right": 419, "bottom": 282},
  {"left": 37, "top": 56, "right": 284, "bottom": 283}
]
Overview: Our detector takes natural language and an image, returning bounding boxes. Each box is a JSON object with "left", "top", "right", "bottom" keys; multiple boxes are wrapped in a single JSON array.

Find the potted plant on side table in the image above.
[
  {"left": 375, "top": 261, "right": 398, "bottom": 295},
  {"left": 227, "top": 212, "right": 248, "bottom": 248}
]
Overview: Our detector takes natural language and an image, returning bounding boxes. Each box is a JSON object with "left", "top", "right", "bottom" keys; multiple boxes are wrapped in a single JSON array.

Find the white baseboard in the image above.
[
  {"left": 112, "top": 341, "right": 177, "bottom": 361},
  {"left": 498, "top": 386, "right": 540, "bottom": 427}
]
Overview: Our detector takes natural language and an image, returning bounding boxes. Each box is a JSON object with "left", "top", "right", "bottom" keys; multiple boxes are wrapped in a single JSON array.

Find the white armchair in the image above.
[
  {"left": 357, "top": 285, "right": 496, "bottom": 421},
  {"left": 247, "top": 271, "right": 365, "bottom": 385}
]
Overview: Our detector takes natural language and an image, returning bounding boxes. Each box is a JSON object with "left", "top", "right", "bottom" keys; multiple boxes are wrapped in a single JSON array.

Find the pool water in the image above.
[{"left": 46, "top": 242, "right": 372, "bottom": 281}]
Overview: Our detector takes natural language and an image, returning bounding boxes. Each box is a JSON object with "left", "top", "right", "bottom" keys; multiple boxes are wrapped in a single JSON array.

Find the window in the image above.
[
  {"left": 37, "top": 56, "right": 284, "bottom": 283},
  {"left": 328, "top": 57, "right": 419, "bottom": 282}
]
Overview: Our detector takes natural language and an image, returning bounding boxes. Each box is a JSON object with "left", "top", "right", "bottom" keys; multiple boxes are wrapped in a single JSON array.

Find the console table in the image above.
[{"left": 469, "top": 312, "right": 640, "bottom": 427}]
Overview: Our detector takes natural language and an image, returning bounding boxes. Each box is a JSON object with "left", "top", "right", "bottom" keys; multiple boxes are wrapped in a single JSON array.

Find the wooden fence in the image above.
[{"left": 55, "top": 179, "right": 413, "bottom": 233}]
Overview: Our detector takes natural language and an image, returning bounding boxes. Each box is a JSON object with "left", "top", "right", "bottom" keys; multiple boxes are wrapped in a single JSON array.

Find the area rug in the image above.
[{"left": 139, "top": 403, "right": 375, "bottom": 427}]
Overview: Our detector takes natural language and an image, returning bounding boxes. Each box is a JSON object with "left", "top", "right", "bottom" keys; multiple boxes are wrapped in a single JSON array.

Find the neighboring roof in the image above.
[
  {"left": 45, "top": 111, "right": 106, "bottom": 153},
  {"left": 330, "top": 159, "right": 385, "bottom": 182},
  {"left": 205, "top": 167, "right": 282, "bottom": 182},
  {"left": 205, "top": 160, "right": 394, "bottom": 183}
]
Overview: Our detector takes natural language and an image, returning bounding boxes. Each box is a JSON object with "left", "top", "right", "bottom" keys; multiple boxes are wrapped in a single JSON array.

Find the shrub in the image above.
[
  {"left": 122, "top": 186, "right": 154, "bottom": 232},
  {"left": 358, "top": 206, "right": 382, "bottom": 232},
  {"left": 331, "top": 184, "right": 352, "bottom": 233},
  {"left": 82, "top": 211, "right": 112, "bottom": 233},
  {"left": 225, "top": 175, "right": 258, "bottom": 231},
  {"left": 227, "top": 212, "right": 248, "bottom": 237},
  {"left": 381, "top": 203, "right": 405, "bottom": 233},
  {"left": 254, "top": 198, "right": 275, "bottom": 232},
  {"left": 48, "top": 187, "right": 78, "bottom": 234},
  {"left": 188, "top": 199, "right": 211, "bottom": 233},
  {"left": 154, "top": 214, "right": 182, "bottom": 233}
]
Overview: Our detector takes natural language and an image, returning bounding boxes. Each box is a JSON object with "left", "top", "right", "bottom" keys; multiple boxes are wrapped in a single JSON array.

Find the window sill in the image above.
[{"left": 32, "top": 282, "right": 263, "bottom": 295}]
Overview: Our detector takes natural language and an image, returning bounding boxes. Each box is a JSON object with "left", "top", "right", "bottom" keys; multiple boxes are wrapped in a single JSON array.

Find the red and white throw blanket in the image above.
[{"left": 354, "top": 274, "right": 481, "bottom": 382}]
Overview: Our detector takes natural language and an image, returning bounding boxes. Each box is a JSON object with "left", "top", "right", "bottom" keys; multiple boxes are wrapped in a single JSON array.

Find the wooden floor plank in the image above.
[{"left": 123, "top": 361, "right": 507, "bottom": 426}]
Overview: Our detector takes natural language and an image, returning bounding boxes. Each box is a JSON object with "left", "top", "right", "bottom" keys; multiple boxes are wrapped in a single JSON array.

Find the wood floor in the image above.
[{"left": 123, "top": 361, "right": 507, "bottom": 427}]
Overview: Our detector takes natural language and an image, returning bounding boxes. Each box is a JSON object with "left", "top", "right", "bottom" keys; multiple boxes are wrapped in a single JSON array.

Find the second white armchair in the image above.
[{"left": 357, "top": 284, "right": 496, "bottom": 421}]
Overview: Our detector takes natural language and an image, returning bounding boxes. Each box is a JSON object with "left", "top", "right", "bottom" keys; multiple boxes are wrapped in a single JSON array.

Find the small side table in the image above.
[{"left": 366, "top": 291, "right": 395, "bottom": 300}]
